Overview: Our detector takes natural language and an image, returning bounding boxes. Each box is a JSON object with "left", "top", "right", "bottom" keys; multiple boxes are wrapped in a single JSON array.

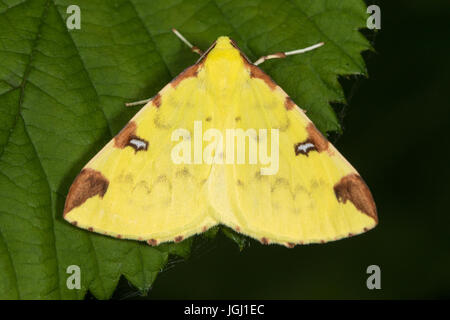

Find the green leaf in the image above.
[
  {"left": 221, "top": 227, "right": 249, "bottom": 251},
  {"left": 0, "top": 0, "right": 370, "bottom": 299}
]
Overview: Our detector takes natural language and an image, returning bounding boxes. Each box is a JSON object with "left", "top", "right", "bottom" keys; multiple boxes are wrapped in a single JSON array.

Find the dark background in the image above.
[{"left": 113, "top": 0, "right": 450, "bottom": 299}]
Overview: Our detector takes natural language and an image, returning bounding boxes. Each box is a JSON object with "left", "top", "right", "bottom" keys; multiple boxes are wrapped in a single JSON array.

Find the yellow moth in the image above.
[{"left": 64, "top": 30, "right": 377, "bottom": 248}]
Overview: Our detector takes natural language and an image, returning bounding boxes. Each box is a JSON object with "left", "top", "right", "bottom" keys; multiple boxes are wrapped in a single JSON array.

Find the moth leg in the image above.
[
  {"left": 253, "top": 42, "right": 325, "bottom": 66},
  {"left": 172, "top": 28, "right": 203, "bottom": 55},
  {"left": 125, "top": 98, "right": 152, "bottom": 107}
]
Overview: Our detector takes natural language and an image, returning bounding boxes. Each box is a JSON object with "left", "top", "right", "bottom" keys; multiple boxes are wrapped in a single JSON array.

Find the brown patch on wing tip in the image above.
[
  {"left": 147, "top": 239, "right": 158, "bottom": 246},
  {"left": 117, "top": 234, "right": 122, "bottom": 239},
  {"left": 334, "top": 174, "right": 378, "bottom": 223},
  {"left": 287, "top": 242, "right": 295, "bottom": 248},
  {"left": 284, "top": 97, "right": 295, "bottom": 110},
  {"left": 261, "top": 237, "right": 269, "bottom": 245},
  {"left": 88, "top": 227, "right": 93, "bottom": 232},
  {"left": 235, "top": 226, "right": 241, "bottom": 232},
  {"left": 171, "top": 63, "right": 202, "bottom": 88},
  {"left": 64, "top": 168, "right": 109, "bottom": 216},
  {"left": 71, "top": 221, "right": 77, "bottom": 226},
  {"left": 152, "top": 93, "right": 161, "bottom": 108},
  {"left": 174, "top": 236, "right": 183, "bottom": 242},
  {"left": 202, "top": 226, "right": 207, "bottom": 232},
  {"left": 306, "top": 123, "right": 329, "bottom": 152}
]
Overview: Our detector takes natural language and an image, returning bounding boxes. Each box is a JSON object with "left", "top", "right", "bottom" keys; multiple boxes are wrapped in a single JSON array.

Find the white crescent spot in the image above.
[{"left": 129, "top": 138, "right": 148, "bottom": 151}]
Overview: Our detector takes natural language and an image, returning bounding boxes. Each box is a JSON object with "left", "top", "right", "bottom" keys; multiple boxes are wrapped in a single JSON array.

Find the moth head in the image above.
[
  {"left": 200, "top": 37, "right": 251, "bottom": 85},
  {"left": 214, "top": 36, "right": 234, "bottom": 49},
  {"left": 203, "top": 36, "right": 242, "bottom": 62}
]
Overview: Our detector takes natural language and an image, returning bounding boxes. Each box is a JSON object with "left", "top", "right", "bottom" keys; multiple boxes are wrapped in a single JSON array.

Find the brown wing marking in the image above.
[
  {"left": 64, "top": 168, "right": 109, "bottom": 216},
  {"left": 334, "top": 174, "right": 378, "bottom": 223}
]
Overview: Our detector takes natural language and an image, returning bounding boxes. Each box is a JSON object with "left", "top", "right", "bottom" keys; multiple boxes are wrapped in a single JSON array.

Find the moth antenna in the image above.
[
  {"left": 253, "top": 42, "right": 325, "bottom": 66},
  {"left": 125, "top": 98, "right": 152, "bottom": 107},
  {"left": 172, "top": 28, "right": 203, "bottom": 55}
]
